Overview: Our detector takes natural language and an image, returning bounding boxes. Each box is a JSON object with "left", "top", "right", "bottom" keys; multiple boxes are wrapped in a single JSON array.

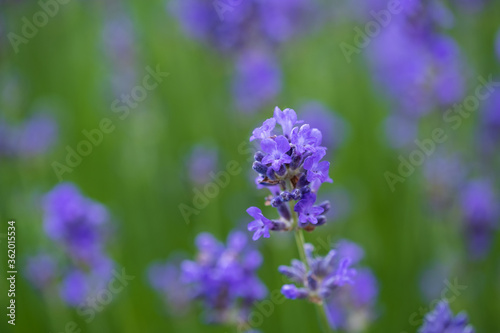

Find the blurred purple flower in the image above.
[
  {"left": 460, "top": 179, "right": 499, "bottom": 259},
  {"left": 43, "top": 182, "right": 109, "bottom": 263},
  {"left": 178, "top": 231, "right": 266, "bottom": 323},
  {"left": 496, "top": 28, "right": 500, "bottom": 61},
  {"left": 279, "top": 242, "right": 357, "bottom": 303},
  {"left": 325, "top": 241, "right": 378, "bottom": 331},
  {"left": 233, "top": 51, "right": 282, "bottom": 112},
  {"left": 419, "top": 300, "right": 475, "bottom": 333}
]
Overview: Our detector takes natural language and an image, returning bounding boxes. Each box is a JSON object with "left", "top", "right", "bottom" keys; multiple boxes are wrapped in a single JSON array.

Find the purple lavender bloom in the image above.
[
  {"left": 290, "top": 124, "right": 322, "bottom": 155},
  {"left": 325, "top": 240, "right": 378, "bottom": 331},
  {"left": 250, "top": 118, "right": 276, "bottom": 142},
  {"left": 186, "top": 145, "right": 218, "bottom": 185},
  {"left": 25, "top": 254, "right": 57, "bottom": 289},
  {"left": 247, "top": 207, "right": 273, "bottom": 240},
  {"left": 179, "top": 231, "right": 266, "bottom": 324},
  {"left": 460, "top": 179, "right": 499, "bottom": 259},
  {"left": 43, "top": 183, "right": 109, "bottom": 263},
  {"left": 261, "top": 136, "right": 292, "bottom": 171},
  {"left": 368, "top": 17, "right": 465, "bottom": 118},
  {"left": 248, "top": 106, "right": 335, "bottom": 237},
  {"left": 59, "top": 269, "right": 89, "bottom": 306},
  {"left": 279, "top": 243, "right": 356, "bottom": 303},
  {"left": 274, "top": 107, "right": 301, "bottom": 137},
  {"left": 419, "top": 300, "right": 475, "bottom": 333},
  {"left": 299, "top": 101, "right": 347, "bottom": 150},
  {"left": 233, "top": 51, "right": 282, "bottom": 112},
  {"left": 294, "top": 192, "right": 324, "bottom": 225}
]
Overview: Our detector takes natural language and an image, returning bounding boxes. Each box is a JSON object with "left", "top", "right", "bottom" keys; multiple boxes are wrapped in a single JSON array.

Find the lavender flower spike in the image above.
[
  {"left": 419, "top": 300, "right": 475, "bottom": 333},
  {"left": 247, "top": 106, "right": 334, "bottom": 238},
  {"left": 279, "top": 243, "right": 356, "bottom": 304}
]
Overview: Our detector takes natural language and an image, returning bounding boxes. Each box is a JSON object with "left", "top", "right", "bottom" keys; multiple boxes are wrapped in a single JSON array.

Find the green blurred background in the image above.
[{"left": 0, "top": 0, "right": 499, "bottom": 332}]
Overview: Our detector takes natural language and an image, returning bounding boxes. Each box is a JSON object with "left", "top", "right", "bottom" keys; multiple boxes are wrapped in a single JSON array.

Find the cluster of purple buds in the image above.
[
  {"left": 247, "top": 107, "right": 332, "bottom": 239},
  {"left": 278, "top": 242, "right": 356, "bottom": 305},
  {"left": 169, "top": 231, "right": 267, "bottom": 324},
  {"left": 25, "top": 182, "right": 114, "bottom": 306},
  {"left": 418, "top": 300, "right": 475, "bottom": 333}
]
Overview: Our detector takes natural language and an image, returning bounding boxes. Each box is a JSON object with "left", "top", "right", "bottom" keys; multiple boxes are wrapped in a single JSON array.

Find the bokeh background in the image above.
[{"left": 1, "top": 0, "right": 499, "bottom": 332}]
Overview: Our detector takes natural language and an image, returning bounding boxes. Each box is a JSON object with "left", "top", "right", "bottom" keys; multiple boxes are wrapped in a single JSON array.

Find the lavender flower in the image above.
[
  {"left": 25, "top": 183, "right": 116, "bottom": 308},
  {"left": 178, "top": 231, "right": 266, "bottom": 324},
  {"left": 43, "top": 182, "right": 109, "bottom": 263},
  {"left": 479, "top": 89, "right": 500, "bottom": 154},
  {"left": 419, "top": 300, "right": 475, "bottom": 333},
  {"left": 247, "top": 106, "right": 333, "bottom": 237},
  {"left": 232, "top": 51, "right": 282, "bottom": 112},
  {"left": 459, "top": 179, "right": 499, "bottom": 259},
  {"left": 279, "top": 243, "right": 356, "bottom": 304},
  {"left": 325, "top": 241, "right": 379, "bottom": 331}
]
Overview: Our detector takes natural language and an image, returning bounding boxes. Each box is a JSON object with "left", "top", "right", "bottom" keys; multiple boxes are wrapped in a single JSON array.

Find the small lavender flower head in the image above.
[
  {"left": 419, "top": 300, "right": 475, "bottom": 333},
  {"left": 324, "top": 241, "right": 379, "bottom": 331},
  {"left": 42, "top": 182, "right": 110, "bottom": 263},
  {"left": 186, "top": 144, "right": 218, "bottom": 185},
  {"left": 232, "top": 50, "right": 282, "bottom": 112},
  {"left": 279, "top": 243, "right": 356, "bottom": 304},
  {"left": 180, "top": 231, "right": 267, "bottom": 324},
  {"left": 247, "top": 107, "right": 334, "bottom": 239},
  {"left": 459, "top": 179, "right": 499, "bottom": 259}
]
